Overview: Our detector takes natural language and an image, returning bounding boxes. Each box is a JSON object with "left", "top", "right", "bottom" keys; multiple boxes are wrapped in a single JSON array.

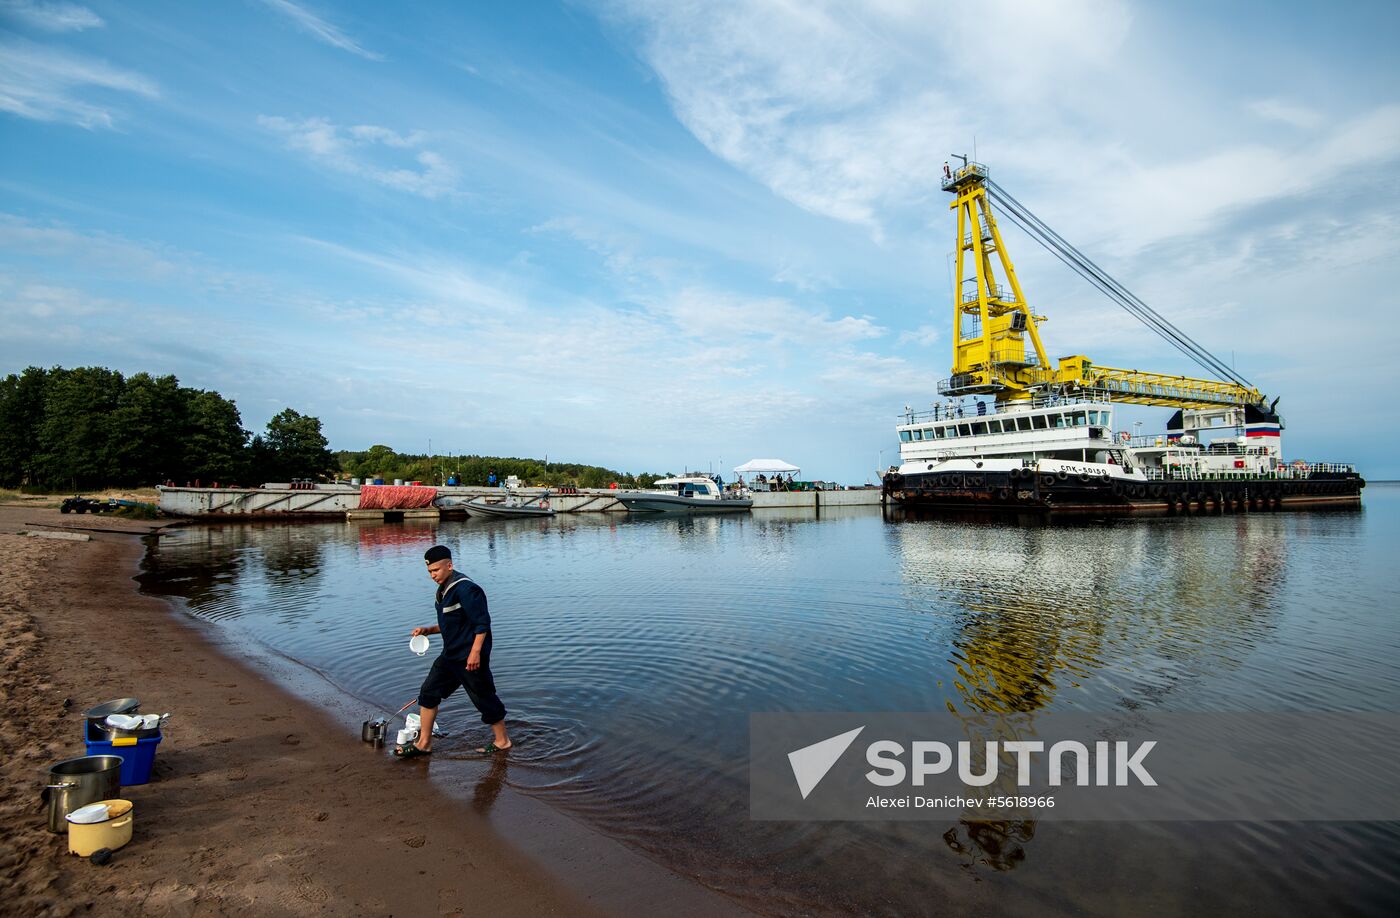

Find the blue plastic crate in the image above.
[{"left": 84, "top": 724, "right": 162, "bottom": 785}]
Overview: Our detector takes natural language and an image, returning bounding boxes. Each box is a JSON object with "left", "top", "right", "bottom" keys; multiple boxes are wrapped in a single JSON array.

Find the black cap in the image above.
[{"left": 424, "top": 545, "right": 451, "bottom": 564}]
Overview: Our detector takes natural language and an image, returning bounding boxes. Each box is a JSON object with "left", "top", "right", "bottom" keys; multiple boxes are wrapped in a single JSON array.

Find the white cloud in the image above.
[
  {"left": 612, "top": 0, "right": 1400, "bottom": 261},
  {"left": 897, "top": 324, "right": 940, "bottom": 347},
  {"left": 1071, "top": 105, "right": 1400, "bottom": 255},
  {"left": 0, "top": 279, "right": 109, "bottom": 319},
  {"left": 650, "top": 287, "right": 884, "bottom": 346},
  {"left": 0, "top": 214, "right": 179, "bottom": 276},
  {"left": 528, "top": 216, "right": 681, "bottom": 284},
  {"left": 613, "top": 0, "right": 1130, "bottom": 236},
  {"left": 0, "top": 0, "right": 103, "bottom": 31},
  {"left": 258, "top": 116, "right": 460, "bottom": 199},
  {"left": 0, "top": 40, "right": 157, "bottom": 128},
  {"left": 257, "top": 0, "right": 382, "bottom": 61},
  {"left": 1248, "top": 98, "right": 1323, "bottom": 130},
  {"left": 293, "top": 236, "right": 530, "bottom": 315}
]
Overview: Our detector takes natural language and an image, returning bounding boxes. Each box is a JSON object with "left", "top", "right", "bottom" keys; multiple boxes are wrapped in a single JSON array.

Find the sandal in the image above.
[
  {"left": 394, "top": 744, "right": 432, "bottom": 759},
  {"left": 475, "top": 742, "right": 512, "bottom": 755}
]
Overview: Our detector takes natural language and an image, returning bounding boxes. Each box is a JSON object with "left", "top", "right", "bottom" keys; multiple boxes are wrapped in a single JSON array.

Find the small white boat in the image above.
[
  {"left": 464, "top": 496, "right": 556, "bottom": 518},
  {"left": 614, "top": 475, "right": 752, "bottom": 513}
]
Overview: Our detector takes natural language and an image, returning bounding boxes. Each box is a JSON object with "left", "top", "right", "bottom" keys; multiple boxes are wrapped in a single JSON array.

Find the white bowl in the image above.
[
  {"left": 66, "top": 803, "right": 111, "bottom": 825},
  {"left": 409, "top": 634, "right": 430, "bottom": 655}
]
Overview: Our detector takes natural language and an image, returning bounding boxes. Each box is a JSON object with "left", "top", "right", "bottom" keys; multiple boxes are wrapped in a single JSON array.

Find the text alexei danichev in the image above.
[{"left": 866, "top": 795, "right": 1057, "bottom": 809}]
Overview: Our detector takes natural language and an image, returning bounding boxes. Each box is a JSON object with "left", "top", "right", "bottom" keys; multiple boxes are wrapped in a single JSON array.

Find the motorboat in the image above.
[
  {"left": 613, "top": 475, "right": 752, "bottom": 513},
  {"left": 463, "top": 495, "right": 556, "bottom": 518}
]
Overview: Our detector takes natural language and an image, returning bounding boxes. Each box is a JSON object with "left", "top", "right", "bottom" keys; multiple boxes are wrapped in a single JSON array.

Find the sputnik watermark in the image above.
[
  {"left": 864, "top": 739, "right": 1156, "bottom": 788},
  {"left": 751, "top": 712, "right": 1400, "bottom": 821}
]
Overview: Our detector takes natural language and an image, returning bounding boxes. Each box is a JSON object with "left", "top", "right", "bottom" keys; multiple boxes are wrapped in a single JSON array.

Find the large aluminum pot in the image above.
[
  {"left": 84, "top": 698, "right": 140, "bottom": 732},
  {"left": 44, "top": 755, "right": 123, "bottom": 833}
]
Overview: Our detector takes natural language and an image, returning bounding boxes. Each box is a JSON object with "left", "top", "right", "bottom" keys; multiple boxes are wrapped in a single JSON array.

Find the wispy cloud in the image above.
[
  {"left": 0, "top": 39, "right": 157, "bottom": 128},
  {"left": 0, "top": 0, "right": 102, "bottom": 32},
  {"left": 258, "top": 0, "right": 382, "bottom": 61},
  {"left": 612, "top": 0, "right": 1129, "bottom": 237},
  {"left": 1248, "top": 98, "right": 1323, "bottom": 130},
  {"left": 897, "top": 324, "right": 940, "bottom": 348},
  {"left": 646, "top": 287, "right": 885, "bottom": 348},
  {"left": 612, "top": 0, "right": 1400, "bottom": 261},
  {"left": 258, "top": 116, "right": 459, "bottom": 199}
]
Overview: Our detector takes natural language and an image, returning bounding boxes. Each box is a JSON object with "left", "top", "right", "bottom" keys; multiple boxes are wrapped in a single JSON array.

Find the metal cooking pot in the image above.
[
  {"left": 43, "top": 755, "right": 123, "bottom": 833},
  {"left": 361, "top": 719, "right": 388, "bottom": 745},
  {"left": 84, "top": 698, "right": 140, "bottom": 732}
]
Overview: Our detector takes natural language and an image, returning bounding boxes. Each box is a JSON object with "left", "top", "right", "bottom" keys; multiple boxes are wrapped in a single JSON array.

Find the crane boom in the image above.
[{"left": 939, "top": 162, "right": 1267, "bottom": 411}]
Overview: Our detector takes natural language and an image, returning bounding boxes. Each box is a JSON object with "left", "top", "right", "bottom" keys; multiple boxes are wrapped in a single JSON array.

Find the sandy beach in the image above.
[{"left": 0, "top": 505, "right": 740, "bottom": 917}]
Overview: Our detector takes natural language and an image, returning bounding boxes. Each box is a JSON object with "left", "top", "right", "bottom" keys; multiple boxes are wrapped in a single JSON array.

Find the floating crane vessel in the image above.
[{"left": 882, "top": 160, "right": 1364, "bottom": 514}]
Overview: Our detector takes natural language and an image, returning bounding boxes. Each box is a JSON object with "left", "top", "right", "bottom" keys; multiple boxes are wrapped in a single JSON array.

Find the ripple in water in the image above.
[{"left": 138, "top": 492, "right": 1400, "bottom": 915}]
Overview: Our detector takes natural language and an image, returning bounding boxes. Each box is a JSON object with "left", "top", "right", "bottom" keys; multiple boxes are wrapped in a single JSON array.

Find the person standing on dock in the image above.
[{"left": 396, "top": 545, "right": 511, "bottom": 758}]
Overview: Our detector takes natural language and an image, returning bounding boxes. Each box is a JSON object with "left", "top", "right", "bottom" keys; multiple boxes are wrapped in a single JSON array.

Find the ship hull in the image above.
[
  {"left": 884, "top": 470, "right": 1365, "bottom": 515},
  {"left": 614, "top": 493, "right": 753, "bottom": 512}
]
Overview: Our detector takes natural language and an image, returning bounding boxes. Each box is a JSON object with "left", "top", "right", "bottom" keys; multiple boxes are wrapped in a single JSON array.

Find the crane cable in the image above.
[
  {"left": 989, "top": 190, "right": 1242, "bottom": 386},
  {"left": 984, "top": 179, "right": 1256, "bottom": 391},
  {"left": 986, "top": 179, "right": 1249, "bottom": 387}
]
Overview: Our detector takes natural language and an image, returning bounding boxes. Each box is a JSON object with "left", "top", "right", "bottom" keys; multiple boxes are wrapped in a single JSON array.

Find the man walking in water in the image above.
[{"left": 396, "top": 545, "right": 511, "bottom": 757}]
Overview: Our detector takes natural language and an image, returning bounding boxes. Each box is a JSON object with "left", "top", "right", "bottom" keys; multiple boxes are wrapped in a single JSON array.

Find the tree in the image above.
[
  {"left": 259, "top": 408, "right": 336, "bottom": 481},
  {"left": 110, "top": 372, "right": 184, "bottom": 486},
  {"left": 0, "top": 367, "right": 52, "bottom": 487},
  {"left": 183, "top": 389, "right": 249, "bottom": 483},
  {"left": 35, "top": 367, "right": 125, "bottom": 490}
]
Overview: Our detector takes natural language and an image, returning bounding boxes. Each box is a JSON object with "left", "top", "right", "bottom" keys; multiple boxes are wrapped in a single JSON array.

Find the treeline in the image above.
[
  {"left": 0, "top": 366, "right": 335, "bottom": 490},
  {"left": 335, "top": 446, "right": 667, "bottom": 489}
]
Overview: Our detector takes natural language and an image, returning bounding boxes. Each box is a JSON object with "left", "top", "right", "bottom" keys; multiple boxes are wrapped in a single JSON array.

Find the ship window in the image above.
[
  {"left": 900, "top": 430, "right": 912, "bottom": 442},
  {"left": 911, "top": 429, "right": 923, "bottom": 441},
  {"left": 1052, "top": 414, "right": 1067, "bottom": 428},
  {"left": 988, "top": 420, "right": 1003, "bottom": 433},
  {"left": 1033, "top": 415, "right": 1048, "bottom": 430},
  {"left": 958, "top": 424, "right": 972, "bottom": 436},
  {"left": 1072, "top": 411, "right": 1087, "bottom": 426},
  {"left": 923, "top": 428, "right": 935, "bottom": 440},
  {"left": 933, "top": 427, "right": 946, "bottom": 439},
  {"left": 971, "top": 422, "right": 987, "bottom": 435},
  {"left": 944, "top": 426, "right": 957, "bottom": 439},
  {"left": 1017, "top": 417, "right": 1032, "bottom": 431}
]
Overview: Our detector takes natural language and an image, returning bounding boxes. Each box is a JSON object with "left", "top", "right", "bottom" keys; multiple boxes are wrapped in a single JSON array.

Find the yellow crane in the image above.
[{"left": 940, "top": 160, "right": 1269, "bottom": 412}]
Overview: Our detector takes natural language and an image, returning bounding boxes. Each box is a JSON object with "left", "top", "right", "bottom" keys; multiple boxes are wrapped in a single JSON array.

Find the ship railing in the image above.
[
  {"left": 902, "top": 392, "right": 1105, "bottom": 423},
  {"left": 1123, "top": 435, "right": 1171, "bottom": 449},
  {"left": 991, "top": 349, "right": 1039, "bottom": 367},
  {"left": 959, "top": 282, "right": 1010, "bottom": 305},
  {"left": 942, "top": 161, "right": 989, "bottom": 191},
  {"left": 1144, "top": 462, "right": 1356, "bottom": 481}
]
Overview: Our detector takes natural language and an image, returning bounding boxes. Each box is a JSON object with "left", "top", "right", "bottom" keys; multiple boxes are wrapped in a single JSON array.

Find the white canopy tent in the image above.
[{"left": 733, "top": 459, "right": 800, "bottom": 476}]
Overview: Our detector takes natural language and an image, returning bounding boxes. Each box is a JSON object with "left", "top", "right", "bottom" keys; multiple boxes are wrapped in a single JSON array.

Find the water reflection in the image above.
[{"left": 888, "top": 513, "right": 1294, "bottom": 872}]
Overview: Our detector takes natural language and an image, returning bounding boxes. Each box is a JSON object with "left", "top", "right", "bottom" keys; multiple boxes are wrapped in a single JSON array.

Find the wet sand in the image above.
[{"left": 0, "top": 506, "right": 742, "bottom": 916}]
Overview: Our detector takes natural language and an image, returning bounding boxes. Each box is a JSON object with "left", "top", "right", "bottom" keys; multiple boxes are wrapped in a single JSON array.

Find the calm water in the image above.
[{"left": 138, "top": 485, "right": 1400, "bottom": 916}]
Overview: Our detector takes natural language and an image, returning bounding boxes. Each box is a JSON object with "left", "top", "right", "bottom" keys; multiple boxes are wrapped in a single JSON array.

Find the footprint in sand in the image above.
[{"left": 403, "top": 835, "right": 426, "bottom": 848}]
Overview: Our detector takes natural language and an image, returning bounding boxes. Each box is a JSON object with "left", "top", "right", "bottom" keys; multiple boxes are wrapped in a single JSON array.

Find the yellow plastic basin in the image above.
[{"left": 67, "top": 799, "right": 133, "bottom": 856}]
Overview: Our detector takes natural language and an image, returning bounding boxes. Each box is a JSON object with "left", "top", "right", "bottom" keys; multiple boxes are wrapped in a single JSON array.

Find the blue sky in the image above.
[{"left": 3, "top": 0, "right": 1399, "bottom": 481}]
